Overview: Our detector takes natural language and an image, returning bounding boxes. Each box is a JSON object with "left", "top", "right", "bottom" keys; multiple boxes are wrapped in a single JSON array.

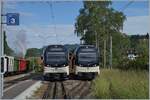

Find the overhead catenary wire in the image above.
[
  {"left": 47, "top": 1, "right": 58, "bottom": 44},
  {"left": 120, "top": 0, "right": 134, "bottom": 12},
  {"left": 106, "top": 1, "right": 134, "bottom": 68}
]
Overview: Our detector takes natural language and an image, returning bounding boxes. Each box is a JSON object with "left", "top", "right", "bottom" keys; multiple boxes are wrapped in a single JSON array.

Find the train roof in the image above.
[
  {"left": 46, "top": 44, "right": 64, "bottom": 47},
  {"left": 1, "top": 55, "right": 14, "bottom": 59},
  {"left": 74, "top": 45, "right": 97, "bottom": 54},
  {"left": 45, "top": 45, "right": 67, "bottom": 49},
  {"left": 44, "top": 45, "right": 68, "bottom": 52},
  {"left": 79, "top": 45, "right": 96, "bottom": 48},
  {"left": 76, "top": 45, "right": 97, "bottom": 51}
]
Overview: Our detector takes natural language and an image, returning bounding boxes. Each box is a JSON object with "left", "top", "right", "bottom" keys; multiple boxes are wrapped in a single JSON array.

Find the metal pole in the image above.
[
  {"left": 0, "top": 0, "right": 2, "bottom": 98},
  {"left": 148, "top": 0, "right": 150, "bottom": 96},
  {"left": 110, "top": 36, "right": 112, "bottom": 69},
  {"left": 95, "top": 31, "right": 98, "bottom": 48},
  {"left": 0, "top": 0, "right": 4, "bottom": 98},
  {"left": 104, "top": 39, "right": 106, "bottom": 68}
]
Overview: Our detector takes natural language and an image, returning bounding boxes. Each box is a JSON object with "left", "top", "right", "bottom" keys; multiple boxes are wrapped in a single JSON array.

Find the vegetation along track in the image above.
[{"left": 42, "top": 80, "right": 93, "bottom": 99}]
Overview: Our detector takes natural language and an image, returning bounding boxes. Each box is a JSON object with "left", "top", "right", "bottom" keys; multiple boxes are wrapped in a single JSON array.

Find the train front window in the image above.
[
  {"left": 80, "top": 48, "right": 96, "bottom": 52},
  {"left": 78, "top": 52, "right": 97, "bottom": 62},
  {"left": 77, "top": 47, "right": 98, "bottom": 65},
  {"left": 48, "top": 48, "right": 64, "bottom": 52},
  {"left": 46, "top": 52, "right": 67, "bottom": 65}
]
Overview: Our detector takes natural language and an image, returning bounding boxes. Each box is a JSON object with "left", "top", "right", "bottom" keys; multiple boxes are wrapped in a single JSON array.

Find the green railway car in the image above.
[{"left": 14, "top": 59, "right": 19, "bottom": 72}]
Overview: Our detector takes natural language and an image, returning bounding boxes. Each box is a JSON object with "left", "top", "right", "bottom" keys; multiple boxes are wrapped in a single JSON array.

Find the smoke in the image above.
[{"left": 14, "top": 29, "right": 27, "bottom": 58}]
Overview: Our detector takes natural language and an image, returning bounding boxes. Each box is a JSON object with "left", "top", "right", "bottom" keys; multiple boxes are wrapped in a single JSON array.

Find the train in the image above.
[
  {"left": 42, "top": 44, "right": 100, "bottom": 80},
  {"left": 74, "top": 45, "right": 100, "bottom": 79},
  {"left": 42, "top": 45, "right": 69, "bottom": 80},
  {"left": 1, "top": 55, "right": 31, "bottom": 76}
]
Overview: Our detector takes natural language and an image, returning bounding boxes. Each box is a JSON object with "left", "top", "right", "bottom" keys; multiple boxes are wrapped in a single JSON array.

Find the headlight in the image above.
[{"left": 46, "top": 65, "right": 49, "bottom": 67}]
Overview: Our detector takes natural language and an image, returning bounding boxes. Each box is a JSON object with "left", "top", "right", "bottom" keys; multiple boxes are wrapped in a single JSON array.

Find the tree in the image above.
[
  {"left": 117, "top": 34, "right": 149, "bottom": 70},
  {"left": 75, "top": 1, "right": 126, "bottom": 42},
  {"left": 75, "top": 1, "right": 126, "bottom": 67},
  {"left": 25, "top": 48, "right": 42, "bottom": 58},
  {"left": 111, "top": 32, "right": 130, "bottom": 67},
  {"left": 4, "top": 31, "right": 14, "bottom": 55}
]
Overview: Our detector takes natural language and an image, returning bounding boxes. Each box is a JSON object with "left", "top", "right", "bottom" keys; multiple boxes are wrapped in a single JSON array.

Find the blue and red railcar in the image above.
[{"left": 1, "top": 55, "right": 31, "bottom": 75}]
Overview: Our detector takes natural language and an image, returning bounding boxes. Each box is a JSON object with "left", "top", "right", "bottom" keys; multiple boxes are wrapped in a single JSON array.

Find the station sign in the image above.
[{"left": 6, "top": 13, "right": 19, "bottom": 25}]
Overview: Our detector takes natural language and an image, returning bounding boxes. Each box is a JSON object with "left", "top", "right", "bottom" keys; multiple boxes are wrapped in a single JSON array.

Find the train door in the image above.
[
  {"left": 10, "top": 57, "right": 14, "bottom": 72},
  {"left": 1, "top": 57, "right": 7, "bottom": 73},
  {"left": 5, "top": 57, "right": 9, "bottom": 73},
  {"left": 8, "top": 57, "right": 11, "bottom": 72},
  {"left": 1, "top": 57, "right": 4, "bottom": 73}
]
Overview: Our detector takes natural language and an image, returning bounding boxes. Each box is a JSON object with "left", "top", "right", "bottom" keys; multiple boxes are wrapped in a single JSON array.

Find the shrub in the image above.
[{"left": 117, "top": 57, "right": 149, "bottom": 70}]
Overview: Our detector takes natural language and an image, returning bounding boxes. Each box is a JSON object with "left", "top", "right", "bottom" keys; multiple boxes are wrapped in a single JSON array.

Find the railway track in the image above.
[
  {"left": 69, "top": 80, "right": 92, "bottom": 99},
  {"left": 42, "top": 80, "right": 92, "bottom": 99},
  {"left": 42, "top": 81, "right": 69, "bottom": 99}
]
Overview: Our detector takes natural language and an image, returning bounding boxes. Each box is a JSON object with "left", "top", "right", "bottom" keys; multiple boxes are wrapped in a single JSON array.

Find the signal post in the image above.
[
  {"left": 0, "top": 0, "right": 19, "bottom": 98},
  {"left": 0, "top": 0, "right": 4, "bottom": 98}
]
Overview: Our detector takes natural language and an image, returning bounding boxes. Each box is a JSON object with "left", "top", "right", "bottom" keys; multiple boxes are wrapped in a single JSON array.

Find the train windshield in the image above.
[
  {"left": 77, "top": 48, "right": 98, "bottom": 65},
  {"left": 44, "top": 46, "right": 67, "bottom": 66}
]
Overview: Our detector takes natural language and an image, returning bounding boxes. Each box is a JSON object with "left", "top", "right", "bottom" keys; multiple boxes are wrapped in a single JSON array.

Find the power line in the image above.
[
  {"left": 121, "top": 1, "right": 134, "bottom": 12},
  {"left": 47, "top": 1, "right": 58, "bottom": 44}
]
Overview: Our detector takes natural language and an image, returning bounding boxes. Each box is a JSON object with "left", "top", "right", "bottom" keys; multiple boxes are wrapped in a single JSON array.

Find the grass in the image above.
[{"left": 92, "top": 69, "right": 149, "bottom": 99}]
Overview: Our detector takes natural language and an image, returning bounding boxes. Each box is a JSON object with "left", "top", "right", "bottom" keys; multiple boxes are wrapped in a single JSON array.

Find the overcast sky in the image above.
[{"left": 3, "top": 0, "right": 150, "bottom": 54}]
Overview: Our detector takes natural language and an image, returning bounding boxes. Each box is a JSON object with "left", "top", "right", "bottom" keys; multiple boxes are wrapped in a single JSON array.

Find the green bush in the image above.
[
  {"left": 117, "top": 57, "right": 148, "bottom": 70},
  {"left": 92, "top": 69, "right": 149, "bottom": 99},
  {"left": 34, "top": 65, "right": 43, "bottom": 72},
  {"left": 27, "top": 57, "right": 43, "bottom": 72}
]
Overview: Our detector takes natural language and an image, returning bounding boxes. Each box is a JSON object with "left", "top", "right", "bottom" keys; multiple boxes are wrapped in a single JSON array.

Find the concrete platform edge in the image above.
[{"left": 15, "top": 80, "right": 42, "bottom": 99}]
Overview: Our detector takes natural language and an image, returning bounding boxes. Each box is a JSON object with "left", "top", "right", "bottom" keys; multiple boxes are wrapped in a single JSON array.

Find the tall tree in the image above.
[
  {"left": 25, "top": 48, "right": 42, "bottom": 58},
  {"left": 75, "top": 1, "right": 126, "bottom": 44},
  {"left": 75, "top": 1, "right": 126, "bottom": 67}
]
